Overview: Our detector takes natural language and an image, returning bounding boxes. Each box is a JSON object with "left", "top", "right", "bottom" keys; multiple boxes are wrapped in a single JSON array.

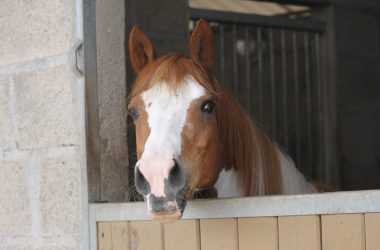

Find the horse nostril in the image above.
[
  {"left": 168, "top": 159, "right": 185, "bottom": 191},
  {"left": 135, "top": 166, "right": 151, "bottom": 195}
]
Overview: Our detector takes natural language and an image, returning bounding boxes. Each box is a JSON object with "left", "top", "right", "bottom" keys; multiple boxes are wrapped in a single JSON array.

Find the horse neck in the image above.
[{"left": 217, "top": 91, "right": 283, "bottom": 196}]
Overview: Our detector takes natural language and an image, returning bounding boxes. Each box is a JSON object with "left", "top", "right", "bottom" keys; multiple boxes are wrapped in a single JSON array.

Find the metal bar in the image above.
[
  {"left": 315, "top": 33, "right": 325, "bottom": 181},
  {"left": 281, "top": 30, "right": 289, "bottom": 152},
  {"left": 292, "top": 31, "right": 301, "bottom": 169},
  {"left": 304, "top": 32, "right": 313, "bottom": 178},
  {"left": 245, "top": 26, "right": 251, "bottom": 114},
  {"left": 257, "top": 27, "right": 264, "bottom": 123},
  {"left": 219, "top": 24, "right": 225, "bottom": 86},
  {"left": 269, "top": 28, "right": 276, "bottom": 141},
  {"left": 190, "top": 8, "right": 326, "bottom": 32},
  {"left": 232, "top": 24, "right": 238, "bottom": 95}
]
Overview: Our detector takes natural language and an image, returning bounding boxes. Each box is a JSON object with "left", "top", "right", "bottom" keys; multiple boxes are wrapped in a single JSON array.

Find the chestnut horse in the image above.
[{"left": 128, "top": 19, "right": 316, "bottom": 221}]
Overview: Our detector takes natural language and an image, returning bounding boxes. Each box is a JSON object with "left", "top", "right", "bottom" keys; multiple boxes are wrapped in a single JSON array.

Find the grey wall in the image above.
[
  {"left": 333, "top": 5, "right": 380, "bottom": 190},
  {"left": 310, "top": 1, "right": 380, "bottom": 189}
]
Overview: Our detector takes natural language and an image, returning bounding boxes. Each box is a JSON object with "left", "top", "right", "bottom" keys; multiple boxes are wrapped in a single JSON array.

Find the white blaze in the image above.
[{"left": 137, "top": 78, "right": 205, "bottom": 197}]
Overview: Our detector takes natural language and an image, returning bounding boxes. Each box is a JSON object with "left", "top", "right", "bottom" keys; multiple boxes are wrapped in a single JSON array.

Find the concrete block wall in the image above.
[{"left": 0, "top": 0, "right": 88, "bottom": 249}]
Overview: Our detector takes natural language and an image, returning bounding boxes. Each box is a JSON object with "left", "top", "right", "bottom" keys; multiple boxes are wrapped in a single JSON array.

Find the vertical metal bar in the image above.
[
  {"left": 232, "top": 25, "right": 238, "bottom": 95},
  {"left": 292, "top": 31, "right": 301, "bottom": 169},
  {"left": 315, "top": 33, "right": 325, "bottom": 181},
  {"left": 304, "top": 32, "right": 313, "bottom": 178},
  {"left": 281, "top": 29, "right": 289, "bottom": 152},
  {"left": 245, "top": 26, "right": 251, "bottom": 114},
  {"left": 269, "top": 28, "right": 276, "bottom": 141},
  {"left": 219, "top": 24, "right": 225, "bottom": 87},
  {"left": 257, "top": 27, "right": 264, "bottom": 123}
]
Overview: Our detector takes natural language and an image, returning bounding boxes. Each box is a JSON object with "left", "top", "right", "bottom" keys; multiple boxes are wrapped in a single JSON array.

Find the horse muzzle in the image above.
[
  {"left": 148, "top": 194, "right": 183, "bottom": 221},
  {"left": 135, "top": 158, "right": 188, "bottom": 221}
]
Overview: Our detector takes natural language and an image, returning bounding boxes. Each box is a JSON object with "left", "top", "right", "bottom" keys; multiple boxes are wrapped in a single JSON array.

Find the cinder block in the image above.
[
  {"left": 0, "top": 246, "right": 32, "bottom": 250},
  {"left": 0, "top": 0, "right": 76, "bottom": 67},
  {"left": 36, "top": 246, "right": 77, "bottom": 250},
  {"left": 40, "top": 155, "right": 81, "bottom": 235},
  {"left": 0, "top": 75, "right": 13, "bottom": 150},
  {"left": 0, "top": 160, "right": 31, "bottom": 236},
  {"left": 15, "top": 65, "right": 79, "bottom": 149}
]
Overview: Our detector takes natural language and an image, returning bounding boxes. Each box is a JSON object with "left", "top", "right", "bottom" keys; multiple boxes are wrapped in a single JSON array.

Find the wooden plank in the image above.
[
  {"left": 111, "top": 221, "right": 130, "bottom": 250},
  {"left": 200, "top": 218, "right": 238, "bottom": 250},
  {"left": 97, "top": 222, "right": 130, "bottom": 250},
  {"left": 164, "top": 220, "right": 200, "bottom": 250},
  {"left": 278, "top": 215, "right": 321, "bottom": 250},
  {"left": 98, "top": 222, "right": 112, "bottom": 250},
  {"left": 130, "top": 221, "right": 163, "bottom": 250},
  {"left": 365, "top": 213, "right": 380, "bottom": 250},
  {"left": 238, "top": 217, "right": 278, "bottom": 250},
  {"left": 321, "top": 214, "right": 365, "bottom": 250}
]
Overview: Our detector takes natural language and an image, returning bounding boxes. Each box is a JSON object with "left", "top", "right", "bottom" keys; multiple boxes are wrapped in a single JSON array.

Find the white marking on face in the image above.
[{"left": 137, "top": 78, "right": 205, "bottom": 197}]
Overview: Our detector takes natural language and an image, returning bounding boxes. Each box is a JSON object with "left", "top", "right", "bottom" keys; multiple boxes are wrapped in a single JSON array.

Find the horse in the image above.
[{"left": 128, "top": 19, "right": 317, "bottom": 221}]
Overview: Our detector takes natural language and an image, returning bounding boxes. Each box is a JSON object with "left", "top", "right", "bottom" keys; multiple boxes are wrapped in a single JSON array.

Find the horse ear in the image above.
[
  {"left": 189, "top": 19, "right": 215, "bottom": 69},
  {"left": 129, "top": 26, "right": 155, "bottom": 73}
]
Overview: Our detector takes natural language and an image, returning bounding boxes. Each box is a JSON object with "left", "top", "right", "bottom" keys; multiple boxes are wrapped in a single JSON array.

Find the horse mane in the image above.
[
  {"left": 130, "top": 53, "right": 283, "bottom": 196},
  {"left": 216, "top": 90, "right": 283, "bottom": 195}
]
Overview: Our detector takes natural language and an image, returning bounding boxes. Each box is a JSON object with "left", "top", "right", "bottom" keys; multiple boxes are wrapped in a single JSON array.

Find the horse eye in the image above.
[
  {"left": 201, "top": 100, "right": 215, "bottom": 113},
  {"left": 128, "top": 108, "right": 139, "bottom": 121}
]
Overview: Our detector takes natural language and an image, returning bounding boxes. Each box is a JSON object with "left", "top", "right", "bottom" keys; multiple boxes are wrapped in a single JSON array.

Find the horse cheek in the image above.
[{"left": 193, "top": 129, "right": 221, "bottom": 188}]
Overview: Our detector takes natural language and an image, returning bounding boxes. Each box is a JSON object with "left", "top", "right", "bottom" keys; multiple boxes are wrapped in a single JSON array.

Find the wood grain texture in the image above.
[
  {"left": 238, "top": 217, "right": 278, "bottom": 250},
  {"left": 111, "top": 221, "right": 130, "bottom": 250},
  {"left": 97, "top": 222, "right": 130, "bottom": 250},
  {"left": 98, "top": 222, "right": 112, "bottom": 250},
  {"left": 130, "top": 221, "right": 163, "bottom": 250},
  {"left": 164, "top": 219, "right": 200, "bottom": 250},
  {"left": 365, "top": 213, "right": 380, "bottom": 250},
  {"left": 322, "top": 214, "right": 365, "bottom": 250},
  {"left": 278, "top": 215, "right": 321, "bottom": 250},
  {"left": 200, "top": 218, "right": 238, "bottom": 250}
]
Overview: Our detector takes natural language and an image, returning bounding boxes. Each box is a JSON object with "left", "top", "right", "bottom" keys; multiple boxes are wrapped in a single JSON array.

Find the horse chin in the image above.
[{"left": 149, "top": 209, "right": 182, "bottom": 222}]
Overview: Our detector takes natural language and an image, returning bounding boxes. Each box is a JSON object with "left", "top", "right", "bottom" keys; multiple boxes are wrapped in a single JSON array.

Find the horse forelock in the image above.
[{"left": 130, "top": 53, "right": 220, "bottom": 99}]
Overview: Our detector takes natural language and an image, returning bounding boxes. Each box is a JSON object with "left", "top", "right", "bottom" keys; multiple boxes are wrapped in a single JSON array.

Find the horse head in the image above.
[{"left": 128, "top": 20, "right": 224, "bottom": 221}]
